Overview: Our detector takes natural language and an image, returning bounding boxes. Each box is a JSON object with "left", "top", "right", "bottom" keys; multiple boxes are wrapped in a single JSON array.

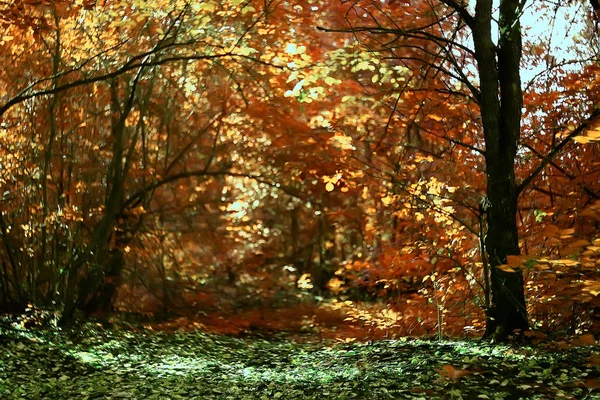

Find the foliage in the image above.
[
  {"left": 0, "top": 0, "right": 599, "bottom": 339},
  {"left": 1, "top": 323, "right": 600, "bottom": 399}
]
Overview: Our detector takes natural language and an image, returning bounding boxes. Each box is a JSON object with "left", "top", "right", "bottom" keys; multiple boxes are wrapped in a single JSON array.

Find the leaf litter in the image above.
[{"left": 1, "top": 323, "right": 600, "bottom": 399}]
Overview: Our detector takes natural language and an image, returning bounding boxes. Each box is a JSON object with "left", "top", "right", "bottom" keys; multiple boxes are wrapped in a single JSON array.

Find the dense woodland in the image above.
[
  {"left": 2, "top": 0, "right": 600, "bottom": 338},
  {"left": 2, "top": 1, "right": 600, "bottom": 396},
  {"left": 3, "top": 0, "right": 600, "bottom": 398}
]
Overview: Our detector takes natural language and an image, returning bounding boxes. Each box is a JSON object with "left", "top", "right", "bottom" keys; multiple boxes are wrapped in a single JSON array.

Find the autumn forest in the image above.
[{"left": 2, "top": 0, "right": 600, "bottom": 398}]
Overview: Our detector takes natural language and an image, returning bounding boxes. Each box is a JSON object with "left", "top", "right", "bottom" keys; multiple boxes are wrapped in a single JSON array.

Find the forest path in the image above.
[{"left": 1, "top": 322, "right": 599, "bottom": 399}]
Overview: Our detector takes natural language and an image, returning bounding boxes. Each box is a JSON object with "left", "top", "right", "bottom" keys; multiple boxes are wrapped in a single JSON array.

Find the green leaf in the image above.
[
  {"left": 241, "top": 5, "right": 256, "bottom": 14},
  {"left": 324, "top": 76, "right": 337, "bottom": 86},
  {"left": 193, "top": 2, "right": 215, "bottom": 12},
  {"left": 237, "top": 46, "right": 257, "bottom": 56}
]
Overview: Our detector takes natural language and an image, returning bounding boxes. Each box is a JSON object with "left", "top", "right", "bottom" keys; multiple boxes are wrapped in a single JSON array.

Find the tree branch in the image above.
[
  {"left": 517, "top": 108, "right": 600, "bottom": 195},
  {"left": 123, "top": 170, "right": 306, "bottom": 212},
  {"left": 438, "top": 0, "right": 476, "bottom": 28}
]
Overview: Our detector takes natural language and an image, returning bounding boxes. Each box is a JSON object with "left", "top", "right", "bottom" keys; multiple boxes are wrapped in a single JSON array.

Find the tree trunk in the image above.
[
  {"left": 59, "top": 78, "right": 131, "bottom": 325},
  {"left": 81, "top": 249, "right": 124, "bottom": 316},
  {"left": 473, "top": 0, "right": 528, "bottom": 339}
]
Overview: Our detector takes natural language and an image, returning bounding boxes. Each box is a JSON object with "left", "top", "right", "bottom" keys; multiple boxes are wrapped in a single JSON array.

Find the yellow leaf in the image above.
[
  {"left": 324, "top": 77, "right": 337, "bottom": 86},
  {"left": 352, "top": 61, "right": 371, "bottom": 72},
  {"left": 550, "top": 259, "right": 580, "bottom": 266},
  {"left": 326, "top": 277, "right": 345, "bottom": 294},
  {"left": 325, "top": 182, "right": 335, "bottom": 192},
  {"left": 587, "top": 130, "right": 600, "bottom": 139},
  {"left": 498, "top": 265, "right": 517, "bottom": 273},
  {"left": 193, "top": 2, "right": 215, "bottom": 12},
  {"left": 559, "top": 228, "right": 575, "bottom": 236},
  {"left": 573, "top": 136, "right": 593, "bottom": 144},
  {"left": 237, "top": 46, "right": 257, "bottom": 56}
]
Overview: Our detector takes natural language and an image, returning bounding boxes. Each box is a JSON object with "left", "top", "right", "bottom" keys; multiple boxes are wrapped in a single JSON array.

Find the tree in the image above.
[
  {"left": 0, "top": 0, "right": 294, "bottom": 321},
  {"left": 318, "top": 0, "right": 600, "bottom": 339},
  {"left": 1, "top": 0, "right": 599, "bottom": 337}
]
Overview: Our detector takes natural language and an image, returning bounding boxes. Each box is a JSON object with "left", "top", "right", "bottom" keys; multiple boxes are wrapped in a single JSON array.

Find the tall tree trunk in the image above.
[
  {"left": 81, "top": 248, "right": 124, "bottom": 315},
  {"left": 473, "top": 0, "right": 528, "bottom": 339},
  {"left": 60, "top": 77, "right": 133, "bottom": 325}
]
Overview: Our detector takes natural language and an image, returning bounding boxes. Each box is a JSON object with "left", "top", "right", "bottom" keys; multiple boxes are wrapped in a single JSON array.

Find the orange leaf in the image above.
[
  {"left": 542, "top": 224, "right": 560, "bottom": 237},
  {"left": 498, "top": 265, "right": 517, "bottom": 273},
  {"left": 506, "top": 255, "right": 528, "bottom": 267},
  {"left": 439, "top": 364, "right": 471, "bottom": 381},
  {"left": 524, "top": 330, "right": 547, "bottom": 343},
  {"left": 584, "top": 378, "right": 600, "bottom": 390},
  {"left": 557, "top": 341, "right": 570, "bottom": 350},
  {"left": 570, "top": 239, "right": 591, "bottom": 248},
  {"left": 588, "top": 356, "right": 600, "bottom": 366},
  {"left": 581, "top": 208, "right": 599, "bottom": 218},
  {"left": 575, "top": 334, "right": 596, "bottom": 346},
  {"left": 559, "top": 228, "right": 576, "bottom": 236}
]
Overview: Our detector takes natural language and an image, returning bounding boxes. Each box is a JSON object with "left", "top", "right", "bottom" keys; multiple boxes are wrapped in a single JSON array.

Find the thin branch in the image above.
[
  {"left": 521, "top": 143, "right": 600, "bottom": 199},
  {"left": 517, "top": 107, "right": 600, "bottom": 195},
  {"left": 317, "top": 25, "right": 475, "bottom": 56},
  {"left": 164, "top": 112, "right": 223, "bottom": 175},
  {"left": 0, "top": 49, "right": 284, "bottom": 118},
  {"left": 438, "top": 0, "right": 476, "bottom": 28},
  {"left": 523, "top": 56, "right": 600, "bottom": 94},
  {"left": 123, "top": 170, "right": 306, "bottom": 211}
]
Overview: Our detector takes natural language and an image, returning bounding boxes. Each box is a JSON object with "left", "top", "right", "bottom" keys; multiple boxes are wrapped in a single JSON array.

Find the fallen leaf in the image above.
[
  {"left": 557, "top": 341, "right": 570, "bottom": 350},
  {"left": 588, "top": 355, "right": 600, "bottom": 365},
  {"left": 439, "top": 364, "right": 472, "bottom": 382},
  {"left": 585, "top": 378, "right": 600, "bottom": 390},
  {"left": 524, "top": 330, "right": 547, "bottom": 343},
  {"left": 574, "top": 334, "right": 596, "bottom": 346}
]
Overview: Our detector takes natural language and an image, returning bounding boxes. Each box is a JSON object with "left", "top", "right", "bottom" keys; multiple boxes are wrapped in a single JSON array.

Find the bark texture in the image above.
[{"left": 472, "top": 0, "right": 528, "bottom": 339}]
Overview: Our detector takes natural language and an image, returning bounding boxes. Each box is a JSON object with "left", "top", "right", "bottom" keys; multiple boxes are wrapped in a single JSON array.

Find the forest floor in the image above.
[{"left": 1, "top": 313, "right": 600, "bottom": 400}]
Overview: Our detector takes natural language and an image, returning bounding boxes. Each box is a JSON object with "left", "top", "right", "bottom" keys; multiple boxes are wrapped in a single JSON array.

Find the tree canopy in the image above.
[{"left": 0, "top": 0, "right": 600, "bottom": 342}]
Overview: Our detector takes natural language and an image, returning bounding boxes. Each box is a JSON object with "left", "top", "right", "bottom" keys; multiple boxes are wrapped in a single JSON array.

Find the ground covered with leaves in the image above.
[{"left": 1, "top": 319, "right": 600, "bottom": 399}]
